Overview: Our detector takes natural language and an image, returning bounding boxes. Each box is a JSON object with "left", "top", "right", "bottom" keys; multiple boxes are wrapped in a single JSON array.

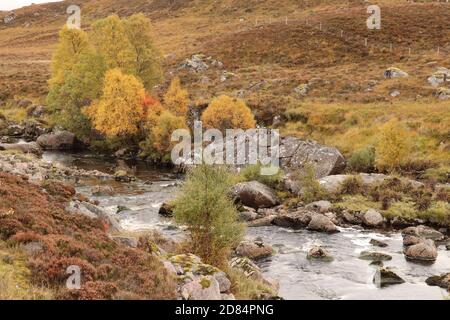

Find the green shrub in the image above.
[
  {"left": 227, "top": 268, "right": 276, "bottom": 300},
  {"left": 423, "top": 165, "right": 450, "bottom": 184},
  {"left": 173, "top": 165, "right": 245, "bottom": 269},
  {"left": 296, "top": 163, "right": 327, "bottom": 203},
  {"left": 348, "top": 147, "right": 375, "bottom": 173},
  {"left": 240, "top": 163, "right": 284, "bottom": 189},
  {"left": 384, "top": 201, "right": 418, "bottom": 219},
  {"left": 338, "top": 175, "right": 366, "bottom": 195},
  {"left": 420, "top": 201, "right": 450, "bottom": 226}
]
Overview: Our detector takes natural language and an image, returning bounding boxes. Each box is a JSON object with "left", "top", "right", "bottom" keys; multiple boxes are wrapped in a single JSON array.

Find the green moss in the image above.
[
  {"left": 420, "top": 201, "right": 450, "bottom": 225},
  {"left": 199, "top": 277, "right": 211, "bottom": 289},
  {"left": 227, "top": 268, "right": 276, "bottom": 300},
  {"left": 333, "top": 195, "right": 380, "bottom": 213}
]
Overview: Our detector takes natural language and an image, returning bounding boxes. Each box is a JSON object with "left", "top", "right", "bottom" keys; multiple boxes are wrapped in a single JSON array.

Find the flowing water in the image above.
[{"left": 43, "top": 151, "right": 450, "bottom": 300}]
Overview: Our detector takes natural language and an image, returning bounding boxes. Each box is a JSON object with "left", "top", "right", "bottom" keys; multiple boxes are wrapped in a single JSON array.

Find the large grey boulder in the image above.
[
  {"left": 37, "top": 130, "right": 78, "bottom": 150},
  {"left": 232, "top": 181, "right": 279, "bottom": 209},
  {"left": 307, "top": 214, "right": 339, "bottom": 233},
  {"left": 181, "top": 276, "right": 222, "bottom": 300},
  {"left": 279, "top": 136, "right": 346, "bottom": 178}
]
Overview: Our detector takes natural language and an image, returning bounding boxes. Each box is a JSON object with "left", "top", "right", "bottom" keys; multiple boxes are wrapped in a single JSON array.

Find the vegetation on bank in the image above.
[
  {"left": 173, "top": 165, "right": 245, "bottom": 269},
  {"left": 281, "top": 101, "right": 450, "bottom": 178},
  {"left": 0, "top": 172, "right": 177, "bottom": 299},
  {"left": 44, "top": 14, "right": 256, "bottom": 162}
]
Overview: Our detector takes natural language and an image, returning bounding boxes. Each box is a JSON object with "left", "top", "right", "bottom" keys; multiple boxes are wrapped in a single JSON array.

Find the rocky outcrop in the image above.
[
  {"left": 167, "top": 254, "right": 234, "bottom": 300},
  {"left": 436, "top": 87, "right": 450, "bottom": 100},
  {"left": 232, "top": 181, "right": 279, "bottom": 209},
  {"left": 236, "top": 238, "right": 274, "bottom": 260},
  {"left": 67, "top": 200, "right": 122, "bottom": 233},
  {"left": 279, "top": 136, "right": 346, "bottom": 178},
  {"left": 385, "top": 67, "right": 408, "bottom": 78},
  {"left": 0, "top": 142, "right": 42, "bottom": 156},
  {"left": 427, "top": 67, "right": 450, "bottom": 87},
  {"left": 307, "top": 214, "right": 339, "bottom": 233},
  {"left": 36, "top": 130, "right": 78, "bottom": 150},
  {"left": 0, "top": 152, "right": 111, "bottom": 181},
  {"left": 307, "top": 246, "right": 333, "bottom": 261},
  {"left": 272, "top": 209, "right": 313, "bottom": 229}
]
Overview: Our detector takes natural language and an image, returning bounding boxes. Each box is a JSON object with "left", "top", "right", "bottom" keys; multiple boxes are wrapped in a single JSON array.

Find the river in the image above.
[{"left": 42, "top": 151, "right": 450, "bottom": 300}]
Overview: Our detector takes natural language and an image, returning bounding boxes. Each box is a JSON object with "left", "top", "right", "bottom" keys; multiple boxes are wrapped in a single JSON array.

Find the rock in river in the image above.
[
  {"left": 232, "top": 181, "right": 279, "bottom": 209},
  {"left": 404, "top": 239, "right": 438, "bottom": 262},
  {"left": 307, "top": 246, "right": 333, "bottom": 261},
  {"left": 374, "top": 267, "right": 405, "bottom": 287},
  {"left": 359, "top": 251, "right": 392, "bottom": 261},
  {"left": 236, "top": 238, "right": 274, "bottom": 260},
  {"left": 307, "top": 214, "right": 339, "bottom": 233}
]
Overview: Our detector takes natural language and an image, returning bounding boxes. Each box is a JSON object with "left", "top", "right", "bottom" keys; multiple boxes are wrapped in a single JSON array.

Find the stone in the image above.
[
  {"left": 239, "top": 210, "right": 258, "bottom": 221},
  {"left": 181, "top": 276, "right": 222, "bottom": 300},
  {"left": 305, "top": 200, "right": 332, "bottom": 213},
  {"left": 374, "top": 267, "right": 405, "bottom": 287},
  {"left": 307, "top": 214, "right": 339, "bottom": 233},
  {"left": 402, "top": 235, "right": 422, "bottom": 247},
  {"left": 390, "top": 90, "right": 400, "bottom": 97},
  {"left": 425, "top": 273, "right": 450, "bottom": 289},
  {"left": 17, "top": 99, "right": 32, "bottom": 108},
  {"left": 385, "top": 67, "right": 408, "bottom": 78},
  {"left": 436, "top": 87, "right": 450, "bottom": 100},
  {"left": 114, "top": 170, "right": 134, "bottom": 182},
  {"left": 247, "top": 215, "right": 276, "bottom": 227},
  {"left": 0, "top": 142, "right": 42, "bottom": 156},
  {"left": 404, "top": 239, "right": 438, "bottom": 262},
  {"left": 236, "top": 239, "right": 274, "bottom": 260},
  {"left": 232, "top": 181, "right": 279, "bottom": 209},
  {"left": 370, "top": 239, "right": 388, "bottom": 248},
  {"left": 272, "top": 209, "right": 312, "bottom": 229},
  {"left": 213, "top": 272, "right": 231, "bottom": 293},
  {"left": 91, "top": 185, "right": 115, "bottom": 196},
  {"left": 179, "top": 54, "right": 209, "bottom": 73},
  {"left": 402, "top": 225, "right": 445, "bottom": 242},
  {"left": 159, "top": 202, "right": 174, "bottom": 217},
  {"left": 362, "top": 209, "right": 384, "bottom": 228},
  {"left": 294, "top": 83, "right": 309, "bottom": 96},
  {"left": 359, "top": 251, "right": 392, "bottom": 261},
  {"left": 427, "top": 67, "right": 450, "bottom": 87},
  {"left": 307, "top": 246, "right": 333, "bottom": 261},
  {"left": 278, "top": 136, "right": 346, "bottom": 178},
  {"left": 22, "top": 241, "right": 44, "bottom": 256},
  {"left": 111, "top": 236, "right": 138, "bottom": 248},
  {"left": 36, "top": 130, "right": 78, "bottom": 150}
]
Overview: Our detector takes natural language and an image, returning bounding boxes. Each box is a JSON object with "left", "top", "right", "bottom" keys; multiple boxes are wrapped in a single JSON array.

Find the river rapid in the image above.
[{"left": 43, "top": 151, "right": 450, "bottom": 300}]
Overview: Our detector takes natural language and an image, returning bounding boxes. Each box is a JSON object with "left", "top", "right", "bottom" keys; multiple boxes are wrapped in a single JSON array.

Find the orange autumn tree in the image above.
[
  {"left": 142, "top": 93, "right": 165, "bottom": 128},
  {"left": 164, "top": 77, "right": 189, "bottom": 117},
  {"left": 83, "top": 68, "right": 145, "bottom": 138},
  {"left": 201, "top": 95, "right": 256, "bottom": 132}
]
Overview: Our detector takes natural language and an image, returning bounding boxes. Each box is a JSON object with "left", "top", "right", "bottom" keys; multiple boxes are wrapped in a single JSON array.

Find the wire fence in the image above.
[{"left": 231, "top": 12, "right": 450, "bottom": 58}]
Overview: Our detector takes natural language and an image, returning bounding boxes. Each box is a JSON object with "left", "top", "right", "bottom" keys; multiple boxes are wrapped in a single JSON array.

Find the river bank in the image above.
[{"left": 26, "top": 150, "right": 450, "bottom": 300}]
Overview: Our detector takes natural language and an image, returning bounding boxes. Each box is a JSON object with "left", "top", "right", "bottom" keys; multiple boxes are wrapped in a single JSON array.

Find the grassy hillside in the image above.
[{"left": 0, "top": 0, "right": 448, "bottom": 177}]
